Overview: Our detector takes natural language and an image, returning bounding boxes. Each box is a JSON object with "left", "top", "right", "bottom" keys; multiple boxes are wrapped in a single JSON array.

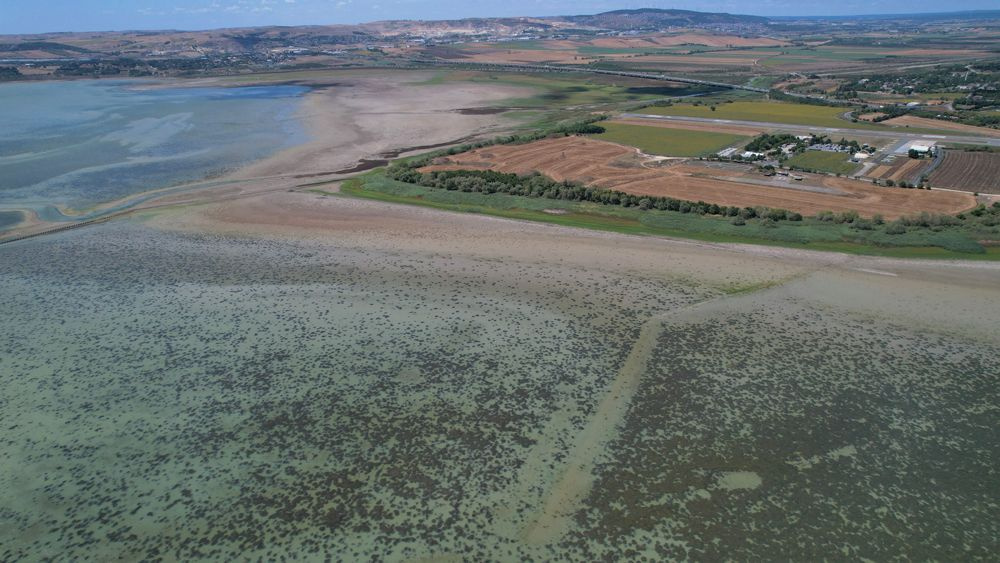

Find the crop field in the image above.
[
  {"left": 786, "top": 151, "right": 859, "bottom": 175},
  {"left": 641, "top": 101, "right": 864, "bottom": 129},
  {"left": 592, "top": 122, "right": 748, "bottom": 157},
  {"left": 867, "top": 157, "right": 931, "bottom": 185},
  {"left": 930, "top": 151, "right": 1000, "bottom": 194},
  {"left": 419, "top": 136, "right": 975, "bottom": 219}
]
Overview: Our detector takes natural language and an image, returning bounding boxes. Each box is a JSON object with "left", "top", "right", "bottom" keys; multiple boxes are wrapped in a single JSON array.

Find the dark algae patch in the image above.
[{"left": 577, "top": 291, "right": 1000, "bottom": 559}]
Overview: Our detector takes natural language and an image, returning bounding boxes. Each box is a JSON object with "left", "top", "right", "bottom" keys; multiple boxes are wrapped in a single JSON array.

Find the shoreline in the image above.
[{"left": 0, "top": 70, "right": 533, "bottom": 240}]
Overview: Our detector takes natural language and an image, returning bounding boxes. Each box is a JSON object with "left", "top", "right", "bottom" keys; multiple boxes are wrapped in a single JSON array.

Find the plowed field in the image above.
[
  {"left": 420, "top": 137, "right": 975, "bottom": 219},
  {"left": 929, "top": 151, "right": 1000, "bottom": 194}
]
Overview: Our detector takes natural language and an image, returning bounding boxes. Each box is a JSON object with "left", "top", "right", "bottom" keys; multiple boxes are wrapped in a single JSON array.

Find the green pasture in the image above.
[
  {"left": 592, "top": 122, "right": 748, "bottom": 157},
  {"left": 786, "top": 151, "right": 860, "bottom": 175}
]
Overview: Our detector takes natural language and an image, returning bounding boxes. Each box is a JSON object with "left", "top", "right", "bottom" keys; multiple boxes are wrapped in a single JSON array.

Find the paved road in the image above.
[{"left": 620, "top": 113, "right": 1000, "bottom": 147}]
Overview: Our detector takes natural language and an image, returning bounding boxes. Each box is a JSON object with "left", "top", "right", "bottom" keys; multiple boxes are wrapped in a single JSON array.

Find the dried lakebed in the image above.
[{"left": 1, "top": 218, "right": 998, "bottom": 560}]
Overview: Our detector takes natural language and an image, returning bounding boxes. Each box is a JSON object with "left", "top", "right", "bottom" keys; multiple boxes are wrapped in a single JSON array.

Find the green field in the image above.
[
  {"left": 592, "top": 122, "right": 748, "bottom": 156},
  {"left": 642, "top": 101, "right": 861, "bottom": 128},
  {"left": 331, "top": 170, "right": 999, "bottom": 259},
  {"left": 786, "top": 151, "right": 860, "bottom": 175}
]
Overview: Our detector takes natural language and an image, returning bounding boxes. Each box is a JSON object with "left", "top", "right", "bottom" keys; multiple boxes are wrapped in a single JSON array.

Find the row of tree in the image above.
[{"left": 386, "top": 166, "right": 803, "bottom": 222}]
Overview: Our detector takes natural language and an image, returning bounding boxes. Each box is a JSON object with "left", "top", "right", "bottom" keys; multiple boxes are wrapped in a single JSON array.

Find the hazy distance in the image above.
[{"left": 4, "top": 0, "right": 1000, "bottom": 34}]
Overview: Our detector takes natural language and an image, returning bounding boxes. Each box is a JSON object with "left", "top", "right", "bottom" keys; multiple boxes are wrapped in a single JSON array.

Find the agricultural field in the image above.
[
  {"left": 419, "top": 136, "right": 975, "bottom": 219},
  {"left": 866, "top": 156, "right": 932, "bottom": 185},
  {"left": 786, "top": 151, "right": 859, "bottom": 175},
  {"left": 592, "top": 122, "right": 748, "bottom": 157},
  {"left": 930, "top": 151, "right": 1000, "bottom": 194}
]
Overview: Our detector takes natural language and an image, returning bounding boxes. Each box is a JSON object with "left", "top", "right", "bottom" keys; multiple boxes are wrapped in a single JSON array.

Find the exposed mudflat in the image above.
[{"left": 2, "top": 187, "right": 998, "bottom": 559}]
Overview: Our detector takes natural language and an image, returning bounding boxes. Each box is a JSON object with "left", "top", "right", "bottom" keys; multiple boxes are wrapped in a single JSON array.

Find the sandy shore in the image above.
[{"left": 1, "top": 70, "right": 533, "bottom": 239}]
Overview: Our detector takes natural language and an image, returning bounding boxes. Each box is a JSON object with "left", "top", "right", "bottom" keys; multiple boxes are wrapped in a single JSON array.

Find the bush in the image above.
[
  {"left": 886, "top": 221, "right": 907, "bottom": 235},
  {"left": 731, "top": 216, "right": 746, "bottom": 226}
]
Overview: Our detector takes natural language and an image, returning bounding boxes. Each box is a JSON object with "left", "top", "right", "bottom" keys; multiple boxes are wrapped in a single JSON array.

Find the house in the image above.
[
  {"left": 851, "top": 152, "right": 871, "bottom": 162},
  {"left": 741, "top": 151, "right": 765, "bottom": 159},
  {"left": 910, "top": 144, "right": 933, "bottom": 155}
]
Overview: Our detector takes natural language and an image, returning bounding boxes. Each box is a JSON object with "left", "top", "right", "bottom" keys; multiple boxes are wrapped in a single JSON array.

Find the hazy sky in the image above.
[{"left": 3, "top": 0, "right": 998, "bottom": 34}]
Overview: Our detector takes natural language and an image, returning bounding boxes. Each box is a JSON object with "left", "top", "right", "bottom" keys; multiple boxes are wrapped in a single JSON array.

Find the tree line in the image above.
[{"left": 387, "top": 164, "right": 803, "bottom": 222}]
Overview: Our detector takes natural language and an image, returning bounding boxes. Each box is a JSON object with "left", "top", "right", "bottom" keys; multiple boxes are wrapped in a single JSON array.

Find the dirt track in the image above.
[{"left": 421, "top": 136, "right": 976, "bottom": 219}]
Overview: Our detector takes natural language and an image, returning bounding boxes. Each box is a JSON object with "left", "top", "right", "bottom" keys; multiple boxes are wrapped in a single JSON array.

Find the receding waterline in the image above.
[{"left": 0, "top": 79, "right": 310, "bottom": 229}]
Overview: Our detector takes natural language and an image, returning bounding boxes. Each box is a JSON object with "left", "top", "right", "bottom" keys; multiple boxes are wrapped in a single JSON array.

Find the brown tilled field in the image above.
[
  {"left": 420, "top": 137, "right": 975, "bottom": 219},
  {"left": 930, "top": 151, "right": 1000, "bottom": 194},
  {"left": 882, "top": 115, "right": 1000, "bottom": 137},
  {"left": 866, "top": 157, "right": 931, "bottom": 184}
]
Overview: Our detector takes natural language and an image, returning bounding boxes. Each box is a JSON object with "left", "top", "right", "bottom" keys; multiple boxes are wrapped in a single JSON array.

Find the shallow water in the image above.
[
  {"left": 0, "top": 80, "right": 307, "bottom": 221},
  {"left": 1, "top": 221, "right": 997, "bottom": 559}
]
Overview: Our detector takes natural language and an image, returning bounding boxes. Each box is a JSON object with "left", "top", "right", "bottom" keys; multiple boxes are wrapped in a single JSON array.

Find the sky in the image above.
[{"left": 2, "top": 0, "right": 998, "bottom": 34}]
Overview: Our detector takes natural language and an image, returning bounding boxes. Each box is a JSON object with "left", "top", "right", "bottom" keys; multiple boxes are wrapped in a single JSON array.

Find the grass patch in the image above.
[
  {"left": 785, "top": 151, "right": 859, "bottom": 175},
  {"left": 333, "top": 170, "right": 1000, "bottom": 261},
  {"left": 592, "top": 122, "right": 748, "bottom": 157}
]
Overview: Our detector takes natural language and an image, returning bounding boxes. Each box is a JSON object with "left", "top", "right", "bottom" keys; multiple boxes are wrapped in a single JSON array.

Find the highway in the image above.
[{"left": 620, "top": 113, "right": 1000, "bottom": 147}]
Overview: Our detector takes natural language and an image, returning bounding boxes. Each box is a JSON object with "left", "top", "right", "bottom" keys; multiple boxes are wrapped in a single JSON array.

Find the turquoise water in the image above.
[
  {"left": 1, "top": 221, "right": 997, "bottom": 559},
  {"left": 0, "top": 80, "right": 307, "bottom": 220}
]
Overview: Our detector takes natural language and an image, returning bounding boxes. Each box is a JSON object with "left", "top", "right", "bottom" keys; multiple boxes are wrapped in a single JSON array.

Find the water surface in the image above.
[
  {"left": 1, "top": 222, "right": 997, "bottom": 559},
  {"left": 0, "top": 80, "right": 307, "bottom": 225}
]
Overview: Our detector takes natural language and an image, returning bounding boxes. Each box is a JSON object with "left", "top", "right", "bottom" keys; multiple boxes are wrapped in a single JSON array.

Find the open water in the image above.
[{"left": 0, "top": 79, "right": 306, "bottom": 229}]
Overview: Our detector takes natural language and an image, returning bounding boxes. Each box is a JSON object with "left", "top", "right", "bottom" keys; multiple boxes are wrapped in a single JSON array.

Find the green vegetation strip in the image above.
[
  {"left": 785, "top": 151, "right": 860, "bottom": 175},
  {"left": 331, "top": 169, "right": 1000, "bottom": 260},
  {"left": 592, "top": 122, "right": 748, "bottom": 157}
]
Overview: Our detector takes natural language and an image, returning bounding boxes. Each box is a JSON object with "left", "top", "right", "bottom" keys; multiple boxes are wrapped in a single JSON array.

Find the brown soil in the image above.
[
  {"left": 930, "top": 151, "right": 1000, "bottom": 194},
  {"left": 867, "top": 158, "right": 930, "bottom": 184},
  {"left": 420, "top": 136, "right": 975, "bottom": 219},
  {"left": 856, "top": 112, "right": 887, "bottom": 122}
]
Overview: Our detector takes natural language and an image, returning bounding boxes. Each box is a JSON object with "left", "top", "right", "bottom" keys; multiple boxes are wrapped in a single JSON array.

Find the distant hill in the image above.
[
  {"left": 563, "top": 8, "right": 769, "bottom": 30},
  {"left": 0, "top": 8, "right": 771, "bottom": 59}
]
